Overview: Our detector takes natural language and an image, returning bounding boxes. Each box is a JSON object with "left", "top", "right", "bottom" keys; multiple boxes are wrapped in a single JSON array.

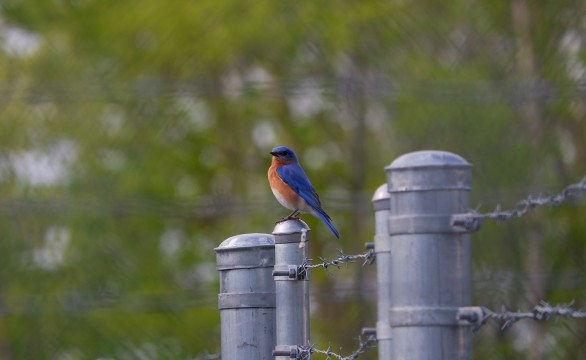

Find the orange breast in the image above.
[{"left": 268, "top": 161, "right": 302, "bottom": 210}]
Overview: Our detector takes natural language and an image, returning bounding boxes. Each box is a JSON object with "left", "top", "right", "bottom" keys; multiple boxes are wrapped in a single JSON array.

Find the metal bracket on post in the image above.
[
  {"left": 273, "top": 265, "right": 306, "bottom": 280},
  {"left": 389, "top": 306, "right": 485, "bottom": 328},
  {"left": 451, "top": 213, "right": 483, "bottom": 232},
  {"left": 272, "top": 345, "right": 299, "bottom": 359},
  {"left": 456, "top": 306, "right": 485, "bottom": 329},
  {"left": 388, "top": 214, "right": 481, "bottom": 235},
  {"left": 361, "top": 327, "right": 377, "bottom": 337}
]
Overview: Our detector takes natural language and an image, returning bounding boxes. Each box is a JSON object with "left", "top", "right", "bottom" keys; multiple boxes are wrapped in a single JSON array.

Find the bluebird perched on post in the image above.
[{"left": 268, "top": 146, "right": 340, "bottom": 238}]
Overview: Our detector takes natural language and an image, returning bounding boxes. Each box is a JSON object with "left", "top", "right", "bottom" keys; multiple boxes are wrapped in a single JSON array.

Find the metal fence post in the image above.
[
  {"left": 372, "top": 184, "right": 393, "bottom": 359},
  {"left": 272, "top": 219, "right": 311, "bottom": 360},
  {"left": 384, "top": 151, "right": 474, "bottom": 360},
  {"left": 215, "top": 233, "right": 276, "bottom": 360}
]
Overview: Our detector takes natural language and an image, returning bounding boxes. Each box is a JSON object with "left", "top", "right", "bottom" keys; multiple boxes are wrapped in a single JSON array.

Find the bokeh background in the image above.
[{"left": 1, "top": 0, "right": 585, "bottom": 359}]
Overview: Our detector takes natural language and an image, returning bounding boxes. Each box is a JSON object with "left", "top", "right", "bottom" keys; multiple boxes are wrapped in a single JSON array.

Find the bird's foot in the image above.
[{"left": 275, "top": 214, "right": 300, "bottom": 224}]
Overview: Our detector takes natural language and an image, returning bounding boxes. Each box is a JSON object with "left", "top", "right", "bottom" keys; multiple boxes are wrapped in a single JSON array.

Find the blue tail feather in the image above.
[{"left": 313, "top": 208, "right": 340, "bottom": 238}]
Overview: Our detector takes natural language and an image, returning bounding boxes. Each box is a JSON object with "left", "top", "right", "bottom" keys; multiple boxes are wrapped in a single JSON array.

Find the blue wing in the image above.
[
  {"left": 277, "top": 164, "right": 340, "bottom": 238},
  {"left": 276, "top": 164, "right": 321, "bottom": 208}
]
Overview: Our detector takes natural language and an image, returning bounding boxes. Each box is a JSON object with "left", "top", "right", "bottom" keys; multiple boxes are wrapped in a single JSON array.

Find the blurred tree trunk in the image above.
[
  {"left": 510, "top": 0, "right": 546, "bottom": 358},
  {"left": 343, "top": 62, "right": 369, "bottom": 299}
]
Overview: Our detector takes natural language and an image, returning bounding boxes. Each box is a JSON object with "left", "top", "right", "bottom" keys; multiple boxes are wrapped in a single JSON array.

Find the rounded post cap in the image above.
[
  {"left": 272, "top": 219, "right": 310, "bottom": 236},
  {"left": 372, "top": 183, "right": 390, "bottom": 211},
  {"left": 214, "top": 233, "right": 274, "bottom": 252},
  {"left": 386, "top": 150, "right": 471, "bottom": 170},
  {"left": 372, "top": 183, "right": 390, "bottom": 202}
]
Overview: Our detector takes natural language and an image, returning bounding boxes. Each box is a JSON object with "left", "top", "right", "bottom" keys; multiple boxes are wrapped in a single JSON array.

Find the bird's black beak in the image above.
[{"left": 270, "top": 151, "right": 277, "bottom": 156}]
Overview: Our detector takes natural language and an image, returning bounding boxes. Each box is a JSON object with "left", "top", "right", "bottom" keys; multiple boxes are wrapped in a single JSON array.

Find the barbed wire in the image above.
[
  {"left": 479, "top": 300, "right": 586, "bottom": 332},
  {"left": 298, "top": 249, "right": 376, "bottom": 278},
  {"left": 460, "top": 176, "right": 586, "bottom": 227},
  {"left": 298, "top": 335, "right": 377, "bottom": 360}
]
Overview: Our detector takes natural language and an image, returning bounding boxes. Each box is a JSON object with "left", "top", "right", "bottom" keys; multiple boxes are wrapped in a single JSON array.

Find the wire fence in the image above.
[
  {"left": 479, "top": 300, "right": 586, "bottom": 332},
  {"left": 298, "top": 248, "right": 376, "bottom": 278},
  {"left": 465, "top": 176, "right": 586, "bottom": 226},
  {"left": 299, "top": 335, "right": 377, "bottom": 360},
  {"left": 295, "top": 175, "right": 586, "bottom": 359}
]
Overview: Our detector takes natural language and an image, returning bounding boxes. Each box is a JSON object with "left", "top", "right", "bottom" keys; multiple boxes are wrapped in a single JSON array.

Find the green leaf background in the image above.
[{"left": 0, "top": 0, "right": 585, "bottom": 358}]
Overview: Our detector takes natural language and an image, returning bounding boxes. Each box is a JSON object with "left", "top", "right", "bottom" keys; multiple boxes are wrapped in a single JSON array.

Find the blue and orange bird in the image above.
[{"left": 268, "top": 146, "right": 340, "bottom": 238}]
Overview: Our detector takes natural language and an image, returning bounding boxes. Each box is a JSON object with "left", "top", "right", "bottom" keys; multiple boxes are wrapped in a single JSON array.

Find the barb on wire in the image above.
[
  {"left": 480, "top": 300, "right": 586, "bottom": 331},
  {"left": 472, "top": 176, "right": 586, "bottom": 223},
  {"left": 298, "top": 335, "right": 377, "bottom": 360},
  {"left": 298, "top": 248, "right": 376, "bottom": 277}
]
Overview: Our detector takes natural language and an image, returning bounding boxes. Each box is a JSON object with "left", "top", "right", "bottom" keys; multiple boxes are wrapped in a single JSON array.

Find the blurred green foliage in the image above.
[{"left": 0, "top": 0, "right": 585, "bottom": 358}]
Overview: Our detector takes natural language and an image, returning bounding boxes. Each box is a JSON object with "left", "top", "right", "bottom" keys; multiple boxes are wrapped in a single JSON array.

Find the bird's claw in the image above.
[{"left": 275, "top": 215, "right": 300, "bottom": 224}]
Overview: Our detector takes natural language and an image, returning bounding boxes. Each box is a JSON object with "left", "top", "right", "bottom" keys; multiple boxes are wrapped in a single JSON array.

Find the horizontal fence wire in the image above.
[
  {"left": 475, "top": 176, "right": 586, "bottom": 222},
  {"left": 298, "top": 248, "right": 376, "bottom": 278},
  {"left": 478, "top": 300, "right": 586, "bottom": 332},
  {"left": 298, "top": 335, "right": 377, "bottom": 360},
  {"left": 451, "top": 176, "right": 586, "bottom": 231},
  {"left": 292, "top": 176, "right": 586, "bottom": 359}
]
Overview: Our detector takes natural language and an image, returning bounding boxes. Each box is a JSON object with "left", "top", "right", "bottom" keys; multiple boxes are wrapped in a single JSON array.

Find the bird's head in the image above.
[{"left": 270, "top": 146, "right": 298, "bottom": 165}]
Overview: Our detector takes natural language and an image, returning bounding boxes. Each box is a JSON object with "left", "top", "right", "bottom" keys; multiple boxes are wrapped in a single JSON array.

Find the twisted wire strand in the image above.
[
  {"left": 298, "top": 249, "right": 376, "bottom": 278},
  {"left": 298, "top": 335, "right": 377, "bottom": 360},
  {"left": 473, "top": 177, "right": 586, "bottom": 223},
  {"left": 480, "top": 300, "right": 586, "bottom": 331}
]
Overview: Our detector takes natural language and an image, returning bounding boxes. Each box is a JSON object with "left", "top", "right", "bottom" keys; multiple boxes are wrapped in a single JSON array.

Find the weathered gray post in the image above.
[
  {"left": 215, "top": 233, "right": 276, "bottom": 360},
  {"left": 372, "top": 184, "right": 393, "bottom": 359},
  {"left": 384, "top": 150, "right": 475, "bottom": 360},
  {"left": 272, "top": 219, "right": 311, "bottom": 359}
]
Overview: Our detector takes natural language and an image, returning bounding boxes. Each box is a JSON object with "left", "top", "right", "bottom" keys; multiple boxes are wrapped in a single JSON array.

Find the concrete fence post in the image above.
[
  {"left": 383, "top": 150, "right": 476, "bottom": 360},
  {"left": 272, "top": 219, "right": 311, "bottom": 360},
  {"left": 215, "top": 233, "right": 276, "bottom": 360},
  {"left": 372, "top": 184, "right": 393, "bottom": 359}
]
